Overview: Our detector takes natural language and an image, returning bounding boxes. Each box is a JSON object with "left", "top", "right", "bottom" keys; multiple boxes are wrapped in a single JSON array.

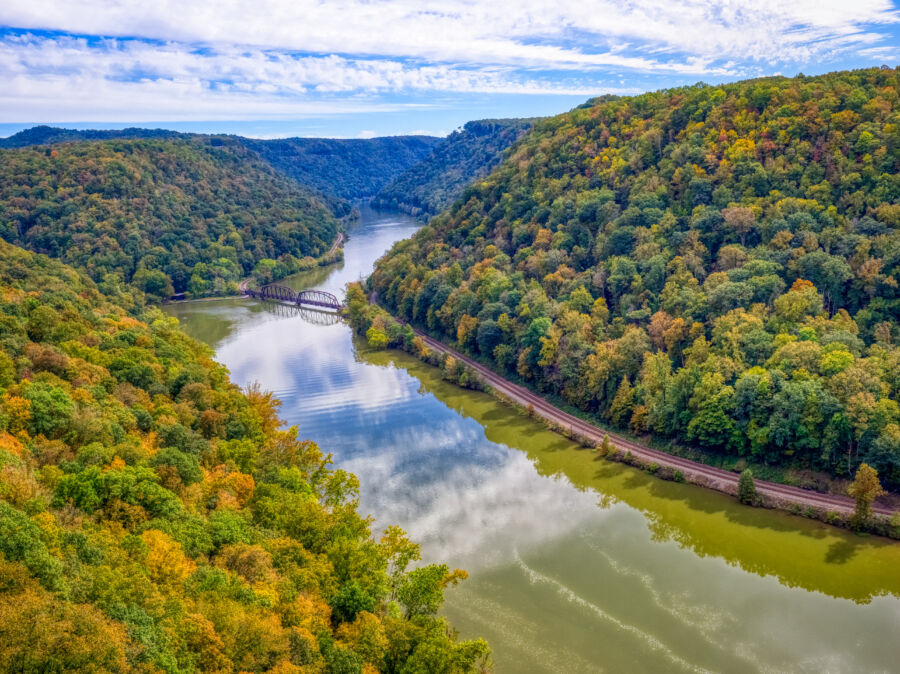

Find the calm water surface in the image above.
[{"left": 166, "top": 208, "right": 900, "bottom": 673}]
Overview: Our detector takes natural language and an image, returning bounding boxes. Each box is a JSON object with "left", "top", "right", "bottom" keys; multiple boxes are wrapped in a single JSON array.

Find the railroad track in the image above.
[{"left": 414, "top": 331, "right": 896, "bottom": 518}]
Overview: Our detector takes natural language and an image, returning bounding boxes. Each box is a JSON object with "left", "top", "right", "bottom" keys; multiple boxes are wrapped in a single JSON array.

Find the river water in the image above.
[{"left": 165, "top": 208, "right": 900, "bottom": 673}]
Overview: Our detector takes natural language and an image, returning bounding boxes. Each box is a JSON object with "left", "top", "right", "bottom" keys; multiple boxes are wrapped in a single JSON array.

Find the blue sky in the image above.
[{"left": 1, "top": 1, "right": 899, "bottom": 139}]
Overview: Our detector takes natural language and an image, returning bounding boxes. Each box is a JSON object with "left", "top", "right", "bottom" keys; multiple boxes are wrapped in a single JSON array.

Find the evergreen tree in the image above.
[
  {"left": 738, "top": 469, "right": 757, "bottom": 505},
  {"left": 599, "top": 433, "right": 614, "bottom": 456}
]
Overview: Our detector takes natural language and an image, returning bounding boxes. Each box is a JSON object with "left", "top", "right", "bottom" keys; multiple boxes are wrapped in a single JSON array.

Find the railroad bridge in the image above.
[{"left": 247, "top": 284, "right": 342, "bottom": 311}]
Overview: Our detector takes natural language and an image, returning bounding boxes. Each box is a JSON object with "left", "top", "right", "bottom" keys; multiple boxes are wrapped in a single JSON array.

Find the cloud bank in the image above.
[{"left": 0, "top": 0, "right": 898, "bottom": 124}]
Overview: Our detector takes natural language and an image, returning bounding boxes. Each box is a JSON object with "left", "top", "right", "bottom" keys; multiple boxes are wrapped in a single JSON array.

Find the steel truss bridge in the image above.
[{"left": 247, "top": 284, "right": 342, "bottom": 311}]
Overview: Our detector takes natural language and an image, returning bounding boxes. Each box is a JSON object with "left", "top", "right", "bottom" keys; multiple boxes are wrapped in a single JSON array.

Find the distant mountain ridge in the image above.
[
  {"left": 240, "top": 135, "right": 442, "bottom": 203},
  {"left": 0, "top": 125, "right": 184, "bottom": 148},
  {"left": 1, "top": 126, "right": 442, "bottom": 211},
  {"left": 373, "top": 118, "right": 535, "bottom": 218}
]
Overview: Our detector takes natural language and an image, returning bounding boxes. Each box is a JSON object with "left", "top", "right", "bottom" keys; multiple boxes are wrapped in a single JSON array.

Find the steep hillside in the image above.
[
  {"left": 371, "top": 67, "right": 900, "bottom": 485},
  {"left": 1, "top": 127, "right": 442, "bottom": 214},
  {"left": 373, "top": 119, "right": 534, "bottom": 218},
  {"left": 0, "top": 137, "right": 339, "bottom": 297},
  {"left": 0, "top": 240, "right": 489, "bottom": 671},
  {"left": 241, "top": 135, "right": 442, "bottom": 202}
]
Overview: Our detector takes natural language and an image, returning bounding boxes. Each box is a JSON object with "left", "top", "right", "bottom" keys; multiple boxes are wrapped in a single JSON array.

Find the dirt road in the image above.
[
  {"left": 412, "top": 330, "right": 896, "bottom": 519},
  {"left": 327, "top": 232, "right": 344, "bottom": 256}
]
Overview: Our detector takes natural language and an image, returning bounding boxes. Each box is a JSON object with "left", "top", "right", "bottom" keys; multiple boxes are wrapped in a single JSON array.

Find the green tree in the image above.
[
  {"left": 395, "top": 564, "right": 466, "bottom": 619},
  {"left": 687, "top": 373, "right": 736, "bottom": 450},
  {"left": 609, "top": 378, "right": 635, "bottom": 426},
  {"left": 22, "top": 382, "right": 74, "bottom": 439},
  {"left": 26, "top": 306, "right": 60, "bottom": 342},
  {"left": 0, "top": 351, "right": 15, "bottom": 390},
  {"left": 737, "top": 469, "right": 757, "bottom": 505},
  {"left": 475, "top": 319, "right": 503, "bottom": 355},
  {"left": 132, "top": 268, "right": 174, "bottom": 301},
  {"left": 0, "top": 503, "right": 65, "bottom": 591},
  {"left": 848, "top": 463, "right": 885, "bottom": 529},
  {"left": 331, "top": 581, "right": 377, "bottom": 623},
  {"left": 598, "top": 433, "right": 614, "bottom": 456}
]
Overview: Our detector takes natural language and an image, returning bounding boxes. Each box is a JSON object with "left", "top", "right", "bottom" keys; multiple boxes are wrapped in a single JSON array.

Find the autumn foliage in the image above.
[
  {"left": 0, "top": 138, "right": 339, "bottom": 298},
  {"left": 0, "top": 241, "right": 488, "bottom": 672},
  {"left": 371, "top": 67, "right": 900, "bottom": 485}
]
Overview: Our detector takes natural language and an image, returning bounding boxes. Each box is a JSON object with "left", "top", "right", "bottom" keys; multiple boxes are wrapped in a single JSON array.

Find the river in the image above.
[{"left": 165, "top": 207, "right": 900, "bottom": 673}]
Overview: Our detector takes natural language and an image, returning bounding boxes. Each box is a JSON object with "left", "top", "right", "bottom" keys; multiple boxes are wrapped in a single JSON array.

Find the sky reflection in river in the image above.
[
  {"left": 166, "top": 209, "right": 900, "bottom": 673},
  {"left": 207, "top": 305, "right": 603, "bottom": 569}
]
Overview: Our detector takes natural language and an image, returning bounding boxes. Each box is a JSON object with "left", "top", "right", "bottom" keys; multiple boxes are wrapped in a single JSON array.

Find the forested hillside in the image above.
[
  {"left": 241, "top": 136, "right": 442, "bottom": 202},
  {"left": 0, "top": 125, "right": 184, "bottom": 148},
  {"left": 1, "top": 127, "right": 443, "bottom": 216},
  {"left": 371, "top": 67, "right": 900, "bottom": 486},
  {"left": 0, "top": 240, "right": 489, "bottom": 671},
  {"left": 0, "top": 138, "right": 339, "bottom": 298},
  {"left": 373, "top": 119, "right": 534, "bottom": 218}
]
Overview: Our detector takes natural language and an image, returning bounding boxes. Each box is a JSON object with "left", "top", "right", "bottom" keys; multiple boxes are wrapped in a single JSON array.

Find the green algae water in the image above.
[{"left": 165, "top": 208, "right": 900, "bottom": 673}]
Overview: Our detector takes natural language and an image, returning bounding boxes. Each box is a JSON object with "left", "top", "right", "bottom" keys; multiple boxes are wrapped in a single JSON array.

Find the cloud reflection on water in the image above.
[{"left": 213, "top": 302, "right": 608, "bottom": 571}]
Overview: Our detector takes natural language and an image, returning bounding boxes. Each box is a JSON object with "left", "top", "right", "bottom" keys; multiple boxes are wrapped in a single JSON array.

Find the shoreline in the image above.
[
  {"left": 165, "top": 231, "right": 346, "bottom": 305},
  {"left": 349, "top": 292, "right": 900, "bottom": 537},
  {"left": 411, "top": 328, "right": 896, "bottom": 519}
]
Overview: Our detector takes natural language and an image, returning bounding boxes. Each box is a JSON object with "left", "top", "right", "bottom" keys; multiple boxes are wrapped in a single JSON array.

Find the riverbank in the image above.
[
  {"left": 416, "top": 331, "right": 896, "bottom": 516},
  {"left": 167, "top": 231, "right": 345, "bottom": 304},
  {"left": 347, "top": 287, "right": 899, "bottom": 537}
]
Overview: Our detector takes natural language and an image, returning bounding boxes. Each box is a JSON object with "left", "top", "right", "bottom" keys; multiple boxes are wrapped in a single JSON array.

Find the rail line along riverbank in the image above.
[{"left": 410, "top": 329, "right": 896, "bottom": 520}]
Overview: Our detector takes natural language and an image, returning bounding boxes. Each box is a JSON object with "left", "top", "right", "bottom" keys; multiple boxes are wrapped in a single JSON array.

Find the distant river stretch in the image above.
[{"left": 165, "top": 207, "right": 900, "bottom": 674}]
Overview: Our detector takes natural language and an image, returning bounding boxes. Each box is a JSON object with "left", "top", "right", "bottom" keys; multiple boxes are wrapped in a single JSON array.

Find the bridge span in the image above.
[{"left": 246, "top": 284, "right": 342, "bottom": 311}]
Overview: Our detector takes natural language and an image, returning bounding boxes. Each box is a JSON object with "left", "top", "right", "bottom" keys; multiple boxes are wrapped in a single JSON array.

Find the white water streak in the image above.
[{"left": 515, "top": 553, "right": 719, "bottom": 674}]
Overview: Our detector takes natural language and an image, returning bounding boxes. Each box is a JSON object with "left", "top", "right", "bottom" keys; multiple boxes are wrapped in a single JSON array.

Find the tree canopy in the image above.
[
  {"left": 0, "top": 240, "right": 489, "bottom": 672},
  {"left": 0, "top": 137, "right": 341, "bottom": 297},
  {"left": 370, "top": 67, "right": 900, "bottom": 487}
]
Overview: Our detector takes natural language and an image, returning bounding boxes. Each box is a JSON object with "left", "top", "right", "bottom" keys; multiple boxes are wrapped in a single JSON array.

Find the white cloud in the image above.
[
  {"left": 0, "top": 34, "right": 637, "bottom": 121},
  {"left": 1, "top": 0, "right": 896, "bottom": 67},
  {"left": 0, "top": 34, "right": 640, "bottom": 95},
  {"left": 0, "top": 1, "right": 897, "bottom": 122},
  {"left": 0, "top": 72, "right": 427, "bottom": 122}
]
